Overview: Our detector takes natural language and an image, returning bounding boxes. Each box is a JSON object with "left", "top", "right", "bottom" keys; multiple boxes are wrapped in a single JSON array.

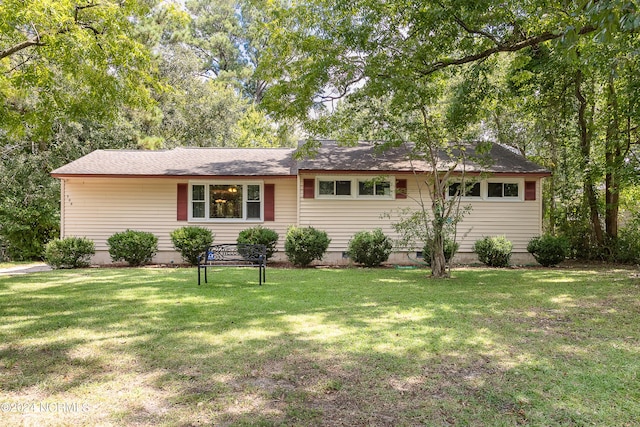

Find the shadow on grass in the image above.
[{"left": 0, "top": 267, "right": 638, "bottom": 425}]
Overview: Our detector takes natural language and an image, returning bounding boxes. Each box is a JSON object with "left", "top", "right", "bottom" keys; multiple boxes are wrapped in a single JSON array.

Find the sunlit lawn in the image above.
[{"left": 1, "top": 266, "right": 639, "bottom": 426}]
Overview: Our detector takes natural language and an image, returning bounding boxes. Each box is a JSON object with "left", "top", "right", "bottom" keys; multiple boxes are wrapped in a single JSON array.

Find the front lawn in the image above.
[{"left": 1, "top": 267, "right": 638, "bottom": 426}]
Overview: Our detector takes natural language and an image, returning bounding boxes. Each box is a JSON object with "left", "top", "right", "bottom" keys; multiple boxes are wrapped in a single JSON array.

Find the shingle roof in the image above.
[
  {"left": 295, "top": 141, "right": 550, "bottom": 175},
  {"left": 51, "top": 147, "right": 297, "bottom": 177},
  {"left": 51, "top": 142, "right": 549, "bottom": 177}
]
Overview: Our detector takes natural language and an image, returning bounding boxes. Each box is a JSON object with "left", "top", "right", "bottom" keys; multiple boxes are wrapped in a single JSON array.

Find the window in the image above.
[
  {"left": 190, "top": 182, "right": 262, "bottom": 221},
  {"left": 192, "top": 184, "right": 205, "bottom": 218},
  {"left": 316, "top": 176, "right": 394, "bottom": 199},
  {"left": 488, "top": 182, "right": 519, "bottom": 198},
  {"left": 448, "top": 182, "right": 481, "bottom": 198},
  {"left": 319, "top": 179, "right": 352, "bottom": 196},
  {"left": 445, "top": 179, "right": 524, "bottom": 201},
  {"left": 358, "top": 179, "right": 391, "bottom": 197}
]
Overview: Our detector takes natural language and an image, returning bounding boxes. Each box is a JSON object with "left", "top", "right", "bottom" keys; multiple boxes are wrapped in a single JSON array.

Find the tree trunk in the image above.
[
  {"left": 547, "top": 113, "right": 559, "bottom": 234},
  {"left": 430, "top": 223, "right": 448, "bottom": 278},
  {"left": 574, "top": 69, "right": 604, "bottom": 245},
  {"left": 605, "top": 74, "right": 621, "bottom": 240},
  {"left": 430, "top": 178, "right": 449, "bottom": 278}
]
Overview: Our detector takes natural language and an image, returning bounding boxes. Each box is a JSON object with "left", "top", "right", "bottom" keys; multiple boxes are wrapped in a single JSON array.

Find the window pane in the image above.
[
  {"left": 192, "top": 184, "right": 205, "bottom": 201},
  {"left": 376, "top": 181, "right": 391, "bottom": 196},
  {"left": 319, "top": 180, "right": 334, "bottom": 195},
  {"left": 449, "top": 183, "right": 461, "bottom": 197},
  {"left": 247, "top": 201, "right": 261, "bottom": 219},
  {"left": 247, "top": 184, "right": 261, "bottom": 201},
  {"left": 358, "top": 181, "right": 374, "bottom": 196},
  {"left": 449, "top": 182, "right": 480, "bottom": 197},
  {"left": 210, "top": 185, "right": 243, "bottom": 218},
  {"left": 336, "top": 180, "right": 351, "bottom": 195},
  {"left": 193, "top": 201, "right": 205, "bottom": 218},
  {"left": 467, "top": 182, "right": 481, "bottom": 197},
  {"left": 488, "top": 183, "right": 503, "bottom": 198},
  {"left": 504, "top": 183, "right": 519, "bottom": 197}
]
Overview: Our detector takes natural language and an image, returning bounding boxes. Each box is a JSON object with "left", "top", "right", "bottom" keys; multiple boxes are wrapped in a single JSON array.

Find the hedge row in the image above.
[{"left": 44, "top": 226, "right": 579, "bottom": 269}]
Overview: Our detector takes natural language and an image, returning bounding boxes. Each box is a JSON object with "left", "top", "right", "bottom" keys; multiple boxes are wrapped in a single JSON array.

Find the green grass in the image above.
[{"left": 1, "top": 266, "right": 639, "bottom": 426}]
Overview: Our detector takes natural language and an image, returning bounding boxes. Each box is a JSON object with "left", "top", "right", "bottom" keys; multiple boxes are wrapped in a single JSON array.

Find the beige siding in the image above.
[
  {"left": 454, "top": 200, "right": 541, "bottom": 252},
  {"left": 298, "top": 173, "right": 543, "bottom": 254},
  {"left": 61, "top": 177, "right": 297, "bottom": 264},
  {"left": 298, "top": 173, "right": 419, "bottom": 253},
  {"left": 60, "top": 173, "right": 543, "bottom": 265}
]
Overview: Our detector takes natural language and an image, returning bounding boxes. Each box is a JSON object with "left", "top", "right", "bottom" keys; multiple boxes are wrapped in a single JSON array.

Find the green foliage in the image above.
[
  {"left": 613, "top": 222, "right": 640, "bottom": 265},
  {"left": 170, "top": 226, "right": 214, "bottom": 265},
  {"left": 237, "top": 226, "right": 279, "bottom": 260},
  {"left": 0, "top": 0, "right": 157, "bottom": 141},
  {"left": 347, "top": 229, "right": 393, "bottom": 267},
  {"left": 0, "top": 153, "right": 60, "bottom": 261},
  {"left": 558, "top": 218, "right": 604, "bottom": 261},
  {"left": 284, "top": 226, "right": 330, "bottom": 267},
  {"left": 474, "top": 236, "right": 513, "bottom": 267},
  {"left": 527, "top": 235, "right": 569, "bottom": 267},
  {"left": 44, "top": 237, "right": 95, "bottom": 269},
  {"left": 422, "top": 238, "right": 459, "bottom": 267},
  {"left": 107, "top": 230, "right": 158, "bottom": 266}
]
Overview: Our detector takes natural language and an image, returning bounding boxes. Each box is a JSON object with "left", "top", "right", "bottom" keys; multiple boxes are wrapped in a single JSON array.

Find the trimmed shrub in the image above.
[
  {"left": 422, "top": 238, "right": 459, "bottom": 266},
  {"left": 347, "top": 229, "right": 393, "bottom": 267},
  {"left": 527, "top": 235, "right": 569, "bottom": 267},
  {"left": 171, "top": 226, "right": 214, "bottom": 265},
  {"left": 474, "top": 236, "right": 512, "bottom": 267},
  {"left": 237, "top": 226, "right": 279, "bottom": 260},
  {"left": 44, "top": 237, "right": 95, "bottom": 269},
  {"left": 284, "top": 226, "right": 331, "bottom": 267},
  {"left": 107, "top": 230, "right": 158, "bottom": 266}
]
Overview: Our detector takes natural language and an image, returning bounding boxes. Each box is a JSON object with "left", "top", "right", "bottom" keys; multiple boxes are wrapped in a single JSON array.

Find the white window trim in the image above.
[
  {"left": 315, "top": 176, "right": 395, "bottom": 200},
  {"left": 188, "top": 180, "right": 264, "bottom": 222},
  {"left": 446, "top": 178, "right": 524, "bottom": 202},
  {"left": 485, "top": 178, "right": 523, "bottom": 201}
]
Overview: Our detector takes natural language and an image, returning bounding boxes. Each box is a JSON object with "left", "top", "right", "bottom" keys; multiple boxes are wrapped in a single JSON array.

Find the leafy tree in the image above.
[
  {"left": 184, "top": 0, "right": 271, "bottom": 103},
  {"left": 259, "top": 0, "right": 640, "bottom": 274},
  {"left": 495, "top": 18, "right": 640, "bottom": 255},
  {"left": 0, "top": 152, "right": 60, "bottom": 260},
  {"left": 0, "top": 0, "right": 159, "bottom": 142}
]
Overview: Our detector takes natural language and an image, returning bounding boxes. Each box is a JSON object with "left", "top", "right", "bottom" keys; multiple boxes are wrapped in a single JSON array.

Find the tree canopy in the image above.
[
  {"left": 0, "top": 0, "right": 638, "bottom": 266},
  {"left": 257, "top": 0, "right": 640, "bottom": 274},
  {"left": 0, "top": 0, "right": 159, "bottom": 142}
]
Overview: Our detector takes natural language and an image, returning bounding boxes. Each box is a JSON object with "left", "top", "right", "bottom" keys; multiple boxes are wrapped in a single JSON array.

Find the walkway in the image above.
[{"left": 0, "top": 263, "right": 52, "bottom": 275}]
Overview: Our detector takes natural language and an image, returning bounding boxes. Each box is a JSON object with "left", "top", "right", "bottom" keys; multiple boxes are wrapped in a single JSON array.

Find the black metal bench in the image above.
[{"left": 197, "top": 243, "right": 267, "bottom": 286}]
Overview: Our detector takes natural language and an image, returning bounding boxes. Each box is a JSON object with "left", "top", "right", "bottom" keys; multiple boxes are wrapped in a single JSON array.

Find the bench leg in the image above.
[
  {"left": 258, "top": 264, "right": 265, "bottom": 286},
  {"left": 198, "top": 266, "right": 201, "bottom": 286}
]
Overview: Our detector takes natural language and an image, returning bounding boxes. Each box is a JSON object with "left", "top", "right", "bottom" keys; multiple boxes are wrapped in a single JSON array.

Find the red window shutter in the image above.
[
  {"left": 525, "top": 181, "right": 536, "bottom": 201},
  {"left": 177, "top": 183, "right": 188, "bottom": 221},
  {"left": 396, "top": 179, "right": 407, "bottom": 199},
  {"left": 264, "top": 184, "right": 275, "bottom": 221},
  {"left": 303, "top": 179, "right": 315, "bottom": 198}
]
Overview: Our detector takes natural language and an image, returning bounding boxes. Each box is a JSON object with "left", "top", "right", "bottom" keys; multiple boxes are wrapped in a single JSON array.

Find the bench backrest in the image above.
[{"left": 200, "top": 244, "right": 266, "bottom": 265}]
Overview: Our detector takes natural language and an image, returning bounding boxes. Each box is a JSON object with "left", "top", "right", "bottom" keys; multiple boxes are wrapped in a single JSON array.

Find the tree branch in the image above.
[
  {"left": 0, "top": 37, "right": 44, "bottom": 60},
  {"left": 422, "top": 25, "right": 597, "bottom": 75},
  {"left": 450, "top": 13, "right": 500, "bottom": 44},
  {"left": 1, "top": 3, "right": 106, "bottom": 60}
]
